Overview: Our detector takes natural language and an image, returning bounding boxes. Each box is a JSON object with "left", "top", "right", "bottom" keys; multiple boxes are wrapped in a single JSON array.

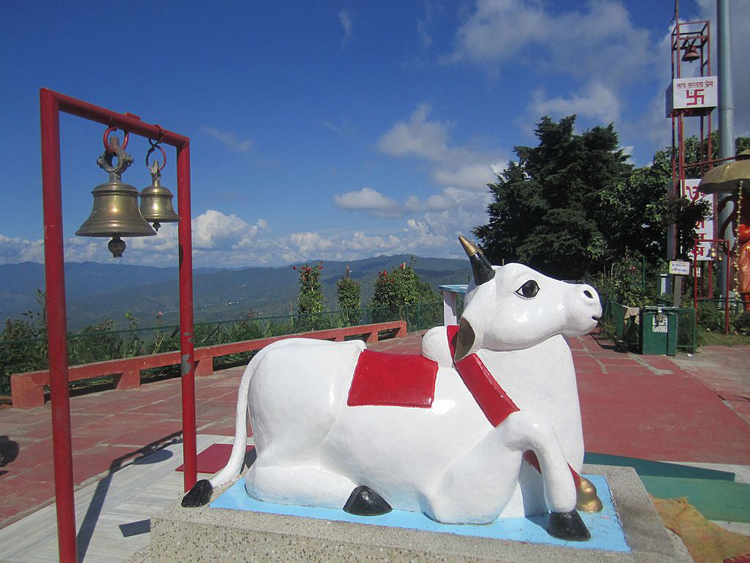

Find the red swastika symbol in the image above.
[{"left": 686, "top": 89, "right": 705, "bottom": 106}]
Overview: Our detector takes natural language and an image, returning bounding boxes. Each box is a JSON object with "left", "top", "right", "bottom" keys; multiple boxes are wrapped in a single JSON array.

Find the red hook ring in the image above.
[
  {"left": 146, "top": 144, "right": 167, "bottom": 171},
  {"left": 103, "top": 126, "right": 129, "bottom": 152},
  {"left": 150, "top": 125, "right": 165, "bottom": 147}
]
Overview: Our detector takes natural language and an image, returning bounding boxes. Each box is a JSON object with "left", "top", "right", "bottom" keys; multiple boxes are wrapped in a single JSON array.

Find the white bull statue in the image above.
[{"left": 183, "top": 236, "right": 603, "bottom": 541}]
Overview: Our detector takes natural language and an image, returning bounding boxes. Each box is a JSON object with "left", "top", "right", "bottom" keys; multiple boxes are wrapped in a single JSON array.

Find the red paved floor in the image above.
[{"left": 0, "top": 330, "right": 748, "bottom": 529}]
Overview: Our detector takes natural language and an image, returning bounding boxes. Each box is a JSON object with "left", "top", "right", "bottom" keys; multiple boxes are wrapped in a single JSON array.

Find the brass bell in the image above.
[
  {"left": 682, "top": 45, "right": 700, "bottom": 63},
  {"left": 76, "top": 136, "right": 156, "bottom": 257},
  {"left": 139, "top": 159, "right": 179, "bottom": 231}
]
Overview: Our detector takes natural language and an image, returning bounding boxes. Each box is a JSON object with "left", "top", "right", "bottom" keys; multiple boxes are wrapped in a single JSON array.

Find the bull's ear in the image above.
[{"left": 453, "top": 318, "right": 475, "bottom": 362}]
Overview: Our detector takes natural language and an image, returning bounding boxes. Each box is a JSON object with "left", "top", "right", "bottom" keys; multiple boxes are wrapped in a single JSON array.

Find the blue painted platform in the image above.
[{"left": 211, "top": 474, "right": 629, "bottom": 552}]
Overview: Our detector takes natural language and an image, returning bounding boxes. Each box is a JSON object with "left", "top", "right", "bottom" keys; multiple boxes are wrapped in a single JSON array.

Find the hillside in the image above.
[{"left": 0, "top": 256, "right": 471, "bottom": 331}]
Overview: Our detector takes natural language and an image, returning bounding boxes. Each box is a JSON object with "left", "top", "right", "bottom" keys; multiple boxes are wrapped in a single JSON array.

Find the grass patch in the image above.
[{"left": 699, "top": 330, "right": 750, "bottom": 347}]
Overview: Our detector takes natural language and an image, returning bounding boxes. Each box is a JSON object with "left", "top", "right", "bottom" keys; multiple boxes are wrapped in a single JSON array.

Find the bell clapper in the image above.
[{"left": 108, "top": 236, "right": 126, "bottom": 258}]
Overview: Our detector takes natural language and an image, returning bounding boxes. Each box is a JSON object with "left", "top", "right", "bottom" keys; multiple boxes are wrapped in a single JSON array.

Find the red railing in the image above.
[{"left": 11, "top": 321, "right": 407, "bottom": 408}]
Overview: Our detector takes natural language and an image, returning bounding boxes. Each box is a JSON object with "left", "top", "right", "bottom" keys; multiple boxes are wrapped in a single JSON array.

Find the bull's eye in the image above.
[{"left": 516, "top": 280, "right": 539, "bottom": 299}]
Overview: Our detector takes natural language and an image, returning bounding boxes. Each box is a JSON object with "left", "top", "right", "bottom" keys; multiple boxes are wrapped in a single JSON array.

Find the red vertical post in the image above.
[
  {"left": 177, "top": 144, "right": 197, "bottom": 491},
  {"left": 39, "top": 90, "right": 78, "bottom": 562}
]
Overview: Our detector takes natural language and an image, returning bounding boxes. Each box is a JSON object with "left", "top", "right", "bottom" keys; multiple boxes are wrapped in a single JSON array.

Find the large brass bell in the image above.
[
  {"left": 139, "top": 149, "right": 179, "bottom": 231},
  {"left": 76, "top": 135, "right": 156, "bottom": 257}
]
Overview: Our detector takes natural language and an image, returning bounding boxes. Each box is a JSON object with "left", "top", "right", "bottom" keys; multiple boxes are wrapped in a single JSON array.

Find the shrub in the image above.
[
  {"left": 337, "top": 273, "right": 361, "bottom": 326},
  {"left": 294, "top": 263, "right": 325, "bottom": 315}
]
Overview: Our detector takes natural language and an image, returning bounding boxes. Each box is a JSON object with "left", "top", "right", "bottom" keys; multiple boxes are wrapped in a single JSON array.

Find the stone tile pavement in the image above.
[{"left": 0, "top": 330, "right": 748, "bottom": 559}]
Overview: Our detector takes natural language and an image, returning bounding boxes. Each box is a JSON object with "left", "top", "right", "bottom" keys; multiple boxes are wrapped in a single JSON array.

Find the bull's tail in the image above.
[{"left": 181, "top": 344, "right": 268, "bottom": 507}]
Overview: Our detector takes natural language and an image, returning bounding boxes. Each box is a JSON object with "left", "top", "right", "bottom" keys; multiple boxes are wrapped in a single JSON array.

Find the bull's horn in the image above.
[{"left": 458, "top": 235, "right": 495, "bottom": 285}]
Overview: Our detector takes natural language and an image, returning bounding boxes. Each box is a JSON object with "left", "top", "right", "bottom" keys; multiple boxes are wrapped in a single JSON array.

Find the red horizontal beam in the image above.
[{"left": 42, "top": 89, "right": 189, "bottom": 148}]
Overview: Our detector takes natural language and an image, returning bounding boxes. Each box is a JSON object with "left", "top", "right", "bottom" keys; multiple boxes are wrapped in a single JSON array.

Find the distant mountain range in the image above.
[{"left": 0, "top": 256, "right": 472, "bottom": 331}]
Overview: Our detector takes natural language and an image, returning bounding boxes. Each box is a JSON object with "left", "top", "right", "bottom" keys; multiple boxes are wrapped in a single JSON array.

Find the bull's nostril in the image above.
[{"left": 584, "top": 290, "right": 593, "bottom": 299}]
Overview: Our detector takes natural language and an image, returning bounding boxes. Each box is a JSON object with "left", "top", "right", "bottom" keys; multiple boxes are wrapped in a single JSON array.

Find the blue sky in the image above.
[{"left": 1, "top": 0, "right": 748, "bottom": 268}]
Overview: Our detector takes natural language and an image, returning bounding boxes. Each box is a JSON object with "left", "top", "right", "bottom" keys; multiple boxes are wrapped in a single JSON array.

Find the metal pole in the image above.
[
  {"left": 725, "top": 240, "right": 731, "bottom": 333},
  {"left": 177, "top": 144, "right": 198, "bottom": 491},
  {"left": 693, "top": 244, "right": 698, "bottom": 312},
  {"left": 716, "top": 0, "right": 735, "bottom": 298},
  {"left": 39, "top": 89, "right": 78, "bottom": 563}
]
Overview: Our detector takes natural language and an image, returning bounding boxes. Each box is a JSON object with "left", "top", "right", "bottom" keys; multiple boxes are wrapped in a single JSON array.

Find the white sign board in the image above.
[
  {"left": 682, "top": 179, "right": 714, "bottom": 261},
  {"left": 666, "top": 76, "right": 718, "bottom": 117},
  {"left": 669, "top": 260, "right": 691, "bottom": 275}
]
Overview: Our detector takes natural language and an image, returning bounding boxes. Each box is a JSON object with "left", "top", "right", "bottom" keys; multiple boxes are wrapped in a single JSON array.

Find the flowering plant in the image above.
[{"left": 295, "top": 263, "right": 325, "bottom": 314}]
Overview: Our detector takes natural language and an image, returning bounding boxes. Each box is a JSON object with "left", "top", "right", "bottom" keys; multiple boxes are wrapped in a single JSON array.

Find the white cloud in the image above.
[
  {"left": 378, "top": 103, "right": 507, "bottom": 191},
  {"left": 417, "top": 19, "right": 433, "bottom": 49},
  {"left": 378, "top": 103, "right": 450, "bottom": 161},
  {"left": 446, "top": 0, "right": 546, "bottom": 68},
  {"left": 405, "top": 193, "right": 453, "bottom": 213},
  {"left": 447, "top": 0, "right": 670, "bottom": 160},
  {"left": 322, "top": 119, "right": 355, "bottom": 139},
  {"left": 432, "top": 162, "right": 497, "bottom": 191},
  {"left": 0, "top": 234, "right": 44, "bottom": 264},
  {"left": 339, "top": 10, "right": 353, "bottom": 46},
  {"left": 201, "top": 127, "right": 254, "bottom": 154},
  {"left": 403, "top": 219, "right": 447, "bottom": 249},
  {"left": 529, "top": 82, "right": 622, "bottom": 126},
  {"left": 333, "top": 187, "right": 401, "bottom": 218},
  {"left": 448, "top": 0, "right": 657, "bottom": 85},
  {"left": 193, "top": 209, "right": 253, "bottom": 250},
  {"left": 0, "top": 201, "right": 479, "bottom": 268}
]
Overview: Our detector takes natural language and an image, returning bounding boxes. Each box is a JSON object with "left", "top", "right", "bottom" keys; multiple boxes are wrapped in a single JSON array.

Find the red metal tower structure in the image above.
[{"left": 667, "top": 12, "right": 720, "bottom": 303}]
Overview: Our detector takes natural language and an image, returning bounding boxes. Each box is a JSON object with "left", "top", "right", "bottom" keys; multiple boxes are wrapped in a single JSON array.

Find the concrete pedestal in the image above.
[{"left": 149, "top": 465, "right": 690, "bottom": 562}]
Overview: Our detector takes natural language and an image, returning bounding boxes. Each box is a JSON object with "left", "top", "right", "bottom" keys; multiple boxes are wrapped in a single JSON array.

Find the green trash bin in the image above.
[{"left": 640, "top": 307, "right": 679, "bottom": 356}]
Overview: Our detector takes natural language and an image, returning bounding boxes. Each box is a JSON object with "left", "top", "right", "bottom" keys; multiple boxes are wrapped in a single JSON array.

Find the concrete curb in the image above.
[{"left": 146, "top": 465, "right": 691, "bottom": 562}]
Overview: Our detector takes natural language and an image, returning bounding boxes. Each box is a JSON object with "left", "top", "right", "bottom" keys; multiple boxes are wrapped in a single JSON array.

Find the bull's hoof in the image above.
[
  {"left": 343, "top": 486, "right": 392, "bottom": 516},
  {"left": 181, "top": 479, "right": 213, "bottom": 507},
  {"left": 548, "top": 510, "right": 590, "bottom": 541}
]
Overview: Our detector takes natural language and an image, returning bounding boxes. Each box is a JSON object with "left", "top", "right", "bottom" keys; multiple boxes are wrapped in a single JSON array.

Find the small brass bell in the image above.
[
  {"left": 76, "top": 136, "right": 156, "bottom": 257},
  {"left": 139, "top": 159, "right": 179, "bottom": 231},
  {"left": 576, "top": 477, "right": 603, "bottom": 513}
]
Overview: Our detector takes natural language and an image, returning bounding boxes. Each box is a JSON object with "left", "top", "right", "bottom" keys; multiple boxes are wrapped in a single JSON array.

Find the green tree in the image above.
[
  {"left": 336, "top": 268, "right": 361, "bottom": 326},
  {"left": 679, "top": 131, "right": 750, "bottom": 179},
  {"left": 370, "top": 259, "right": 436, "bottom": 321},
  {"left": 474, "top": 116, "right": 633, "bottom": 279},
  {"left": 474, "top": 116, "right": 712, "bottom": 279},
  {"left": 0, "top": 290, "right": 48, "bottom": 394},
  {"left": 596, "top": 148, "right": 709, "bottom": 265},
  {"left": 294, "top": 263, "right": 325, "bottom": 315}
]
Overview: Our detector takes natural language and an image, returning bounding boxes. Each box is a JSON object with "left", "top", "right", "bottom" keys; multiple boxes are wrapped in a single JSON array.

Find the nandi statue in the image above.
[{"left": 183, "top": 236, "right": 603, "bottom": 541}]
